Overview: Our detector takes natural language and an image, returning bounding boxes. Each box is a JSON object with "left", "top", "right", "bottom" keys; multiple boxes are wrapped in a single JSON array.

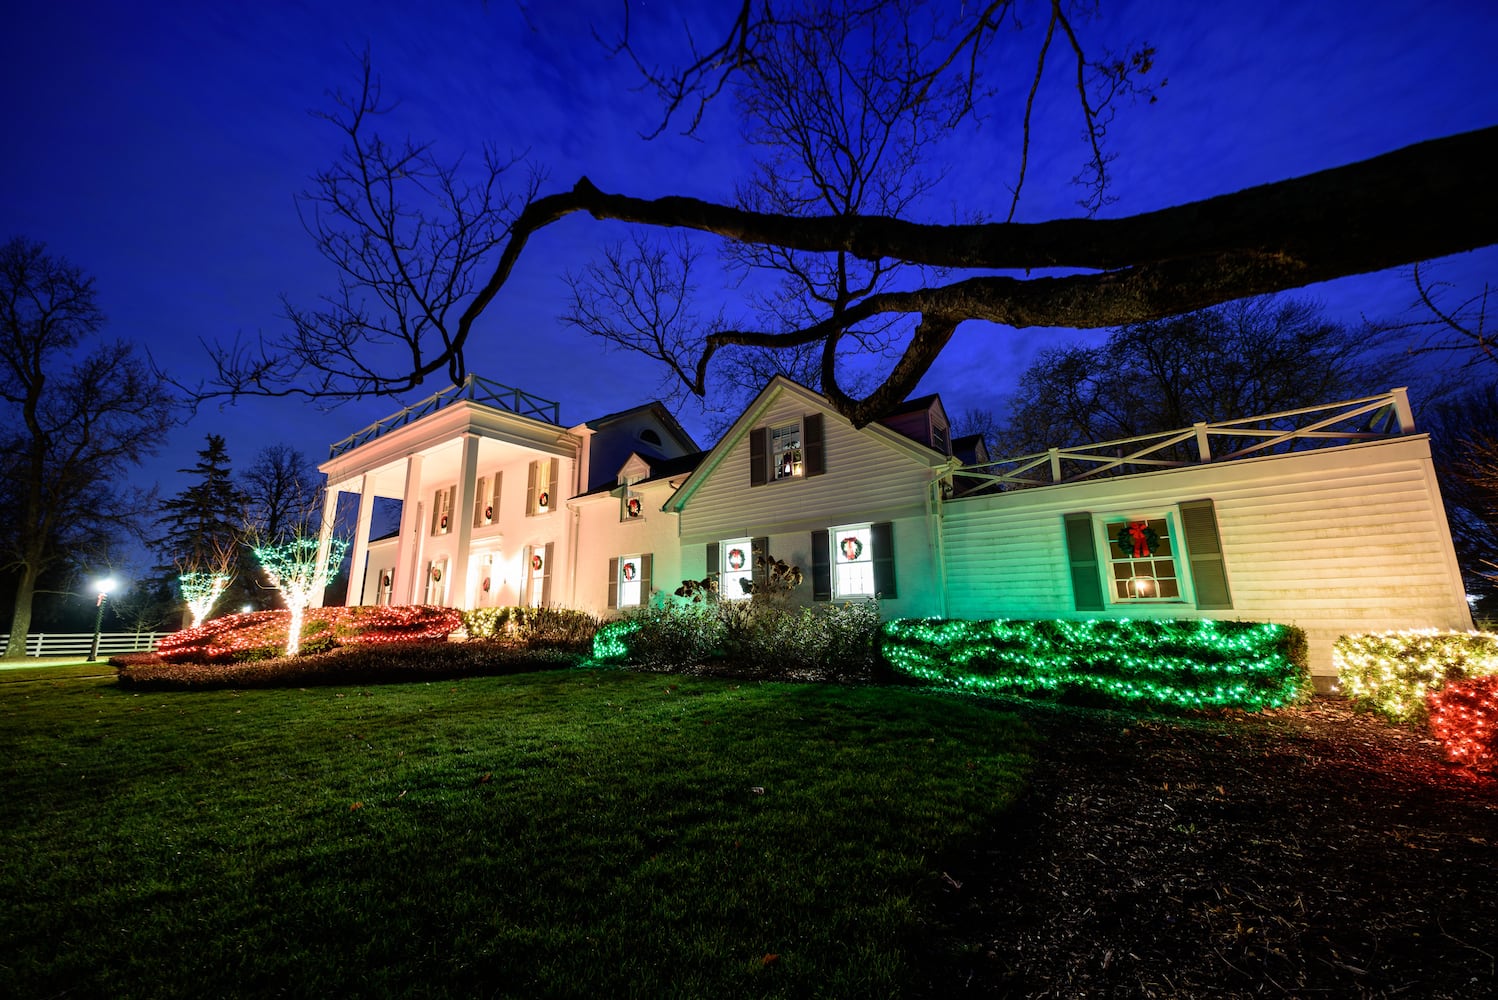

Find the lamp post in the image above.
[{"left": 86, "top": 577, "right": 117, "bottom": 662}]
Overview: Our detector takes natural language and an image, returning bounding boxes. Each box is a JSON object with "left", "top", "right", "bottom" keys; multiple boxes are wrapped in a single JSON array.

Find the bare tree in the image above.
[
  {"left": 202, "top": 3, "right": 1497, "bottom": 430},
  {"left": 0, "top": 237, "right": 177, "bottom": 658},
  {"left": 241, "top": 443, "right": 322, "bottom": 544}
]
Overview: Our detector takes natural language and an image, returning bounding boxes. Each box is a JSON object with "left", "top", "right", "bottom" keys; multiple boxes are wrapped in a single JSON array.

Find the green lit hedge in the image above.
[
  {"left": 1334, "top": 629, "right": 1498, "bottom": 725},
  {"left": 881, "top": 618, "right": 1310, "bottom": 711},
  {"left": 459, "top": 605, "right": 599, "bottom": 649}
]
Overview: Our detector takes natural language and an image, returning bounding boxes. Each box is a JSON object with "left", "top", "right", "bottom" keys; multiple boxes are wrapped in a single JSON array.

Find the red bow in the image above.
[{"left": 1126, "top": 521, "right": 1151, "bottom": 557}]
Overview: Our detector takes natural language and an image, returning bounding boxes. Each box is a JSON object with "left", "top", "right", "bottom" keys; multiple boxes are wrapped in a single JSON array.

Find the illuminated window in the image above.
[
  {"left": 618, "top": 555, "right": 643, "bottom": 607},
  {"left": 474, "top": 472, "right": 501, "bottom": 526},
  {"left": 431, "top": 485, "right": 455, "bottom": 535},
  {"left": 528, "top": 459, "right": 556, "bottom": 516},
  {"left": 831, "top": 524, "right": 875, "bottom": 599},
  {"left": 770, "top": 422, "right": 802, "bottom": 480},
  {"left": 720, "top": 536, "right": 753, "bottom": 600},
  {"left": 1104, "top": 515, "right": 1181, "bottom": 601},
  {"left": 425, "top": 559, "right": 448, "bottom": 605},
  {"left": 621, "top": 490, "right": 644, "bottom": 521}
]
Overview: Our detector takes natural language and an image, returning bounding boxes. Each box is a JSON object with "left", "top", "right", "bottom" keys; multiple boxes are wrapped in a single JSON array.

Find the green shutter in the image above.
[
  {"left": 751, "top": 536, "right": 770, "bottom": 590},
  {"left": 1180, "top": 499, "right": 1233, "bottom": 610},
  {"left": 1063, "top": 512, "right": 1105, "bottom": 611},
  {"left": 871, "top": 521, "right": 896, "bottom": 598},
  {"left": 607, "top": 557, "right": 619, "bottom": 610},
  {"left": 640, "top": 553, "right": 652, "bottom": 600},
  {"left": 803, "top": 414, "right": 825, "bottom": 476},
  {"left": 811, "top": 529, "right": 831, "bottom": 601},
  {"left": 749, "top": 428, "right": 768, "bottom": 487}
]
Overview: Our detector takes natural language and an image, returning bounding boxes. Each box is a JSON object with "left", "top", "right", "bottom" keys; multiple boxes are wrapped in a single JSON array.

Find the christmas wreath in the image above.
[
  {"left": 440, "top": 514, "right": 449, "bottom": 531},
  {"left": 622, "top": 561, "right": 637, "bottom": 581},
  {"left": 626, "top": 497, "right": 642, "bottom": 517},
  {"left": 839, "top": 536, "right": 864, "bottom": 561},
  {"left": 538, "top": 491, "right": 550, "bottom": 509},
  {"left": 431, "top": 567, "right": 443, "bottom": 582},
  {"left": 1116, "top": 521, "right": 1160, "bottom": 559},
  {"left": 381, "top": 574, "right": 392, "bottom": 588},
  {"left": 484, "top": 504, "right": 493, "bottom": 521},
  {"left": 531, "top": 553, "right": 543, "bottom": 571},
  {"left": 482, "top": 577, "right": 491, "bottom": 593},
  {"left": 727, "top": 547, "right": 747, "bottom": 570}
]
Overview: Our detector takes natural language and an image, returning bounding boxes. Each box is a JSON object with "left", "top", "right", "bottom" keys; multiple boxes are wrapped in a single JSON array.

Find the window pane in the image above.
[
  {"left": 619, "top": 556, "right": 642, "bottom": 607},
  {"left": 770, "top": 422, "right": 802, "bottom": 480},
  {"left": 721, "top": 538, "right": 752, "bottom": 600}
]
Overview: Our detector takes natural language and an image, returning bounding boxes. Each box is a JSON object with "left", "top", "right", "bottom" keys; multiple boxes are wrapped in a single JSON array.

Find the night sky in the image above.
[{"left": 3, "top": 0, "right": 1496, "bottom": 516}]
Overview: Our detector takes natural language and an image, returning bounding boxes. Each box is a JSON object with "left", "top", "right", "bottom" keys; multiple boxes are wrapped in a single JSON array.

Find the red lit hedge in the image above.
[
  {"left": 1426, "top": 674, "right": 1498, "bottom": 774},
  {"left": 151, "top": 605, "right": 463, "bottom": 664}
]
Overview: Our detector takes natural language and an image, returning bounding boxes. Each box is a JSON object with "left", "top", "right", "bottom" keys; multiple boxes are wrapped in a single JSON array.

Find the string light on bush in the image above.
[
  {"left": 1334, "top": 629, "right": 1498, "bottom": 725},
  {"left": 1426, "top": 675, "right": 1498, "bottom": 773},
  {"left": 156, "top": 604, "right": 463, "bottom": 663}
]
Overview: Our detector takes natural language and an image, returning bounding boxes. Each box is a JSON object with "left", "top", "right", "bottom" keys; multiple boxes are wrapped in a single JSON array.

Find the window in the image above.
[
  {"left": 1103, "top": 515, "right": 1181, "bottom": 601},
  {"left": 812, "top": 523, "right": 895, "bottom": 601},
  {"left": 830, "top": 524, "right": 875, "bottom": 598},
  {"left": 1062, "top": 501, "right": 1233, "bottom": 612},
  {"left": 431, "top": 486, "right": 455, "bottom": 535},
  {"left": 749, "top": 414, "right": 825, "bottom": 486},
  {"left": 609, "top": 553, "right": 652, "bottom": 609},
  {"left": 527, "top": 458, "right": 558, "bottom": 516},
  {"left": 425, "top": 559, "right": 448, "bottom": 605},
  {"left": 719, "top": 536, "right": 754, "bottom": 600},
  {"left": 375, "top": 567, "right": 395, "bottom": 606},
  {"left": 639, "top": 428, "right": 663, "bottom": 447},
  {"left": 524, "top": 543, "right": 553, "bottom": 607},
  {"left": 931, "top": 422, "right": 949, "bottom": 456},
  {"left": 621, "top": 489, "right": 644, "bottom": 522},
  {"left": 474, "top": 472, "right": 501, "bottom": 527},
  {"left": 770, "top": 422, "right": 802, "bottom": 480}
]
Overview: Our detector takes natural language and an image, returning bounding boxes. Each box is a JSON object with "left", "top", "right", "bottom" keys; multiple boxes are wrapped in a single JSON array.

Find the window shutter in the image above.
[
  {"left": 526, "top": 460, "right": 538, "bottom": 515},
  {"left": 1063, "top": 512, "right": 1105, "bottom": 611},
  {"left": 540, "top": 541, "right": 554, "bottom": 607},
  {"left": 1180, "top": 499, "right": 1233, "bottom": 610},
  {"left": 547, "top": 460, "right": 560, "bottom": 510},
  {"left": 811, "top": 529, "right": 831, "bottom": 601},
  {"left": 490, "top": 471, "right": 502, "bottom": 522},
  {"left": 431, "top": 490, "right": 442, "bottom": 535},
  {"left": 803, "top": 413, "right": 825, "bottom": 476},
  {"left": 474, "top": 476, "right": 488, "bottom": 526},
  {"left": 640, "top": 553, "right": 652, "bottom": 598},
  {"left": 749, "top": 428, "right": 768, "bottom": 487},
  {"left": 751, "top": 536, "right": 770, "bottom": 590},
  {"left": 706, "top": 541, "right": 720, "bottom": 577},
  {"left": 871, "top": 521, "right": 897, "bottom": 598},
  {"left": 607, "top": 557, "right": 619, "bottom": 610}
]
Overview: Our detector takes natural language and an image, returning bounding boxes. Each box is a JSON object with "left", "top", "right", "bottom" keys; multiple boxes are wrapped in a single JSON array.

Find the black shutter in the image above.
[
  {"left": 871, "top": 521, "right": 896, "bottom": 598},
  {"left": 811, "top": 529, "right": 831, "bottom": 601},
  {"left": 803, "top": 413, "right": 825, "bottom": 476},
  {"left": 607, "top": 557, "right": 619, "bottom": 610},
  {"left": 640, "top": 553, "right": 652, "bottom": 599},
  {"left": 1179, "top": 499, "right": 1233, "bottom": 610},
  {"left": 751, "top": 536, "right": 770, "bottom": 591},
  {"left": 749, "top": 428, "right": 768, "bottom": 487},
  {"left": 1064, "top": 512, "right": 1105, "bottom": 611},
  {"left": 706, "top": 541, "right": 720, "bottom": 582}
]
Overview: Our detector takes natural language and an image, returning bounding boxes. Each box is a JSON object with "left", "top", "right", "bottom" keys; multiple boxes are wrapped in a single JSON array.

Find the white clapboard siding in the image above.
[
  {"left": 941, "top": 435, "right": 1472, "bottom": 679},
  {"left": 680, "top": 391, "right": 936, "bottom": 543}
]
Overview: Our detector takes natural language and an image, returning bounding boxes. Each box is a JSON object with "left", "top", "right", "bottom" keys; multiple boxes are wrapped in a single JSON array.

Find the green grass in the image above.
[{"left": 0, "top": 667, "right": 1032, "bottom": 998}]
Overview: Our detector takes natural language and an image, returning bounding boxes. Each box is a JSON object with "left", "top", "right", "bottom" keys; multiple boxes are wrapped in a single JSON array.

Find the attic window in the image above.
[
  {"left": 770, "top": 422, "right": 802, "bottom": 480},
  {"left": 639, "top": 428, "right": 663, "bottom": 446}
]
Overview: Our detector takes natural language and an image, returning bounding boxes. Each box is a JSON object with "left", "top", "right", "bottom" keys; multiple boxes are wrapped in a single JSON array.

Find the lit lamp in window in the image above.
[
  {"left": 86, "top": 576, "right": 117, "bottom": 662},
  {"left": 1128, "top": 575, "right": 1156, "bottom": 599}
]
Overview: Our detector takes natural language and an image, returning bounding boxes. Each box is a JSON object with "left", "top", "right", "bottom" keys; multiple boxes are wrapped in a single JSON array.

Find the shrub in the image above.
[
  {"left": 1426, "top": 674, "right": 1498, "bottom": 773},
  {"left": 152, "top": 605, "right": 463, "bottom": 664},
  {"left": 460, "top": 605, "right": 599, "bottom": 650},
  {"left": 881, "top": 618, "right": 1310, "bottom": 712},
  {"left": 590, "top": 599, "right": 883, "bottom": 682},
  {"left": 1334, "top": 630, "right": 1498, "bottom": 725},
  {"left": 116, "top": 639, "right": 582, "bottom": 690}
]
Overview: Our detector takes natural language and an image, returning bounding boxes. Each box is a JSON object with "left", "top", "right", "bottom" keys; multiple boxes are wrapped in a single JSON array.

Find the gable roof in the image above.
[
  {"left": 583, "top": 399, "right": 699, "bottom": 452},
  {"left": 573, "top": 449, "right": 709, "bottom": 499},
  {"left": 664, "top": 376, "right": 950, "bottom": 513}
]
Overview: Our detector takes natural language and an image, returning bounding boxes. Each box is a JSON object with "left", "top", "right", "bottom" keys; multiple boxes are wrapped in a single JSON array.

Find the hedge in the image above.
[{"left": 1334, "top": 629, "right": 1498, "bottom": 725}]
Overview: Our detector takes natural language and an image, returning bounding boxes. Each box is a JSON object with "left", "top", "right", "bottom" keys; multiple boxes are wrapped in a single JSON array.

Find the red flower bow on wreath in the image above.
[
  {"left": 1117, "top": 521, "right": 1160, "bottom": 558},
  {"left": 622, "top": 562, "right": 637, "bottom": 581},
  {"left": 531, "top": 554, "right": 543, "bottom": 571},
  {"left": 727, "top": 547, "right": 747, "bottom": 570}
]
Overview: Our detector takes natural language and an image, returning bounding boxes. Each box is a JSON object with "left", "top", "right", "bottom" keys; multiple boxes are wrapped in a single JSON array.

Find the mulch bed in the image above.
[{"left": 918, "top": 696, "right": 1498, "bottom": 998}]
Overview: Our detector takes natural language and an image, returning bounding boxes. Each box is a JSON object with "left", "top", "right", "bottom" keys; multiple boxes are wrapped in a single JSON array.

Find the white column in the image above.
[
  {"left": 393, "top": 454, "right": 425, "bottom": 605},
  {"left": 451, "top": 433, "right": 482, "bottom": 608},
  {"left": 346, "top": 474, "right": 376, "bottom": 606},
  {"left": 310, "top": 483, "right": 341, "bottom": 609}
]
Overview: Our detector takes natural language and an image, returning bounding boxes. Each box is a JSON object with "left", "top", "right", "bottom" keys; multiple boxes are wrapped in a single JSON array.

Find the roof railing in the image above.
[
  {"left": 951, "top": 388, "right": 1415, "bottom": 497},
  {"left": 328, "top": 375, "right": 561, "bottom": 459}
]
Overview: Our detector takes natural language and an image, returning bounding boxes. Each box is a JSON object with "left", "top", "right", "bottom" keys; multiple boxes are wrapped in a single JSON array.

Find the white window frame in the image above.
[
  {"left": 617, "top": 554, "right": 645, "bottom": 608},
  {"left": 769, "top": 421, "right": 803, "bottom": 481},
  {"left": 830, "top": 523, "right": 876, "bottom": 599},
  {"left": 1097, "top": 509, "right": 1188, "bottom": 605},
  {"left": 719, "top": 536, "right": 753, "bottom": 601}
]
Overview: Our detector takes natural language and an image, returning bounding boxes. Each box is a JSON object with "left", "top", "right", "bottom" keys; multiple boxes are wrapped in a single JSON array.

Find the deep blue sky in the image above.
[{"left": 3, "top": 0, "right": 1496, "bottom": 513}]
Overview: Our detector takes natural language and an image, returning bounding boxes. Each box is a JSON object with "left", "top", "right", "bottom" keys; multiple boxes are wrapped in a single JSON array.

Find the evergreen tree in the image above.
[{"left": 156, "top": 434, "right": 256, "bottom": 620}]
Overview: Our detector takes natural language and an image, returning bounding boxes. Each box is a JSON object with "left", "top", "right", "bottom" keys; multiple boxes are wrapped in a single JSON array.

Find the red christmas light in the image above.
[
  {"left": 155, "top": 605, "right": 463, "bottom": 663},
  {"left": 1426, "top": 675, "right": 1498, "bottom": 774}
]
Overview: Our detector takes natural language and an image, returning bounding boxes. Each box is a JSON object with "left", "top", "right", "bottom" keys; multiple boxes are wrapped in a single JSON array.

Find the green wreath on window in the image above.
[
  {"left": 622, "top": 561, "right": 637, "bottom": 581},
  {"left": 1115, "top": 521, "right": 1160, "bottom": 559},
  {"left": 531, "top": 554, "right": 544, "bottom": 571},
  {"left": 727, "top": 547, "right": 747, "bottom": 570},
  {"left": 838, "top": 536, "right": 864, "bottom": 561}
]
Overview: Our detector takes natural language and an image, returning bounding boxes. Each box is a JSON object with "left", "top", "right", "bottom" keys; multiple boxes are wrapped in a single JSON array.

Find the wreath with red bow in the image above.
[
  {"left": 626, "top": 497, "right": 642, "bottom": 517},
  {"left": 431, "top": 567, "right": 443, "bottom": 582},
  {"left": 484, "top": 504, "right": 493, "bottom": 521},
  {"left": 531, "top": 553, "right": 543, "bottom": 572},
  {"left": 838, "top": 536, "right": 864, "bottom": 561},
  {"left": 538, "top": 491, "right": 551, "bottom": 509},
  {"left": 622, "top": 561, "right": 637, "bottom": 581},
  {"left": 727, "top": 547, "right": 747, "bottom": 571},
  {"left": 1116, "top": 521, "right": 1160, "bottom": 559}
]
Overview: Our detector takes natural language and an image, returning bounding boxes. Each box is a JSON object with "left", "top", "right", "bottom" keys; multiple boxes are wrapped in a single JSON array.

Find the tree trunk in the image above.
[{"left": 4, "top": 563, "right": 40, "bottom": 659}]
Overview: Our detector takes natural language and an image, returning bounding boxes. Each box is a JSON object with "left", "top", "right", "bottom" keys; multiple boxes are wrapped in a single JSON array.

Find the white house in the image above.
[{"left": 315, "top": 375, "right": 1474, "bottom": 685}]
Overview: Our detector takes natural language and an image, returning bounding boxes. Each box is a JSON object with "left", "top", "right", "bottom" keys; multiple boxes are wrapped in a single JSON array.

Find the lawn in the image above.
[{"left": 0, "top": 666, "right": 1031, "bottom": 998}]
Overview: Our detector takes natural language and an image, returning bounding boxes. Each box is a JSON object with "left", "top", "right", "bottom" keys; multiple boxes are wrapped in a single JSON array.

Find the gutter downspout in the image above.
[{"left": 929, "top": 459, "right": 959, "bottom": 619}]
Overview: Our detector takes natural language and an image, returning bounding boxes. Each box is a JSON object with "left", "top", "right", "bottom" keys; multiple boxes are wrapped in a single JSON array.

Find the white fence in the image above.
[{"left": 0, "top": 632, "right": 166, "bottom": 658}]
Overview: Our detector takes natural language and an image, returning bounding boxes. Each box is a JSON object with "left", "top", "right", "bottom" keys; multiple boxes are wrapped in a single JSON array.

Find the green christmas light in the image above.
[
  {"left": 253, "top": 536, "right": 351, "bottom": 657},
  {"left": 178, "top": 571, "right": 230, "bottom": 629}
]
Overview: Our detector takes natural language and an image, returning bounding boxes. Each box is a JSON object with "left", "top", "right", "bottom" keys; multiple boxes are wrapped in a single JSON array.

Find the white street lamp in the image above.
[{"left": 86, "top": 577, "right": 118, "bottom": 663}]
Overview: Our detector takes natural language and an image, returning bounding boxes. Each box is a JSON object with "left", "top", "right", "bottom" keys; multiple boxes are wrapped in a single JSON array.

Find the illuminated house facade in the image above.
[{"left": 316, "top": 376, "right": 1473, "bottom": 682}]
